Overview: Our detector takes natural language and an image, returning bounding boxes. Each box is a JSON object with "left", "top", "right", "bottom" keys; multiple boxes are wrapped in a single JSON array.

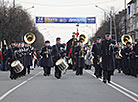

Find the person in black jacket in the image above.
[
  {"left": 74, "top": 40, "right": 86, "bottom": 75},
  {"left": 40, "top": 40, "right": 53, "bottom": 76},
  {"left": 52, "top": 37, "right": 66, "bottom": 79},
  {"left": 92, "top": 37, "right": 102, "bottom": 78},
  {"left": 101, "top": 33, "right": 116, "bottom": 83},
  {"left": 131, "top": 39, "right": 138, "bottom": 77},
  {"left": 121, "top": 42, "right": 132, "bottom": 75}
]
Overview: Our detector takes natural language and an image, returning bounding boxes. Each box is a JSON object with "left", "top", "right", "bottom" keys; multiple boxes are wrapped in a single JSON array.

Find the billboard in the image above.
[{"left": 36, "top": 17, "right": 96, "bottom": 24}]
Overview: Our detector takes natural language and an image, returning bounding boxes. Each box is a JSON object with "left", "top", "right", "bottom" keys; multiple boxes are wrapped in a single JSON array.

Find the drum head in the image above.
[
  {"left": 11, "top": 60, "right": 19, "bottom": 67},
  {"left": 56, "top": 58, "right": 64, "bottom": 65}
]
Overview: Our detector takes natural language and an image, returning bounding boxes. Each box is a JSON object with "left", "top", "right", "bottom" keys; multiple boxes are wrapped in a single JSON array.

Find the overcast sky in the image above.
[{"left": 6, "top": 0, "right": 130, "bottom": 44}]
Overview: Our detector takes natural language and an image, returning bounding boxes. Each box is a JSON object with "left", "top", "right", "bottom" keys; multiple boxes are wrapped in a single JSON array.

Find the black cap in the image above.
[
  {"left": 72, "top": 35, "right": 75, "bottom": 37},
  {"left": 105, "top": 33, "right": 110, "bottom": 36},
  {"left": 56, "top": 37, "right": 61, "bottom": 41},
  {"left": 45, "top": 40, "right": 50, "bottom": 43},
  {"left": 97, "top": 36, "right": 101, "bottom": 40}
]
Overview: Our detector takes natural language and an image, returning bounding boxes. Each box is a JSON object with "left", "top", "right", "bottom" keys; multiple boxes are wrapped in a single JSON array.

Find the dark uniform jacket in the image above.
[
  {"left": 92, "top": 43, "right": 102, "bottom": 67},
  {"left": 101, "top": 39, "right": 116, "bottom": 71},
  {"left": 52, "top": 44, "right": 66, "bottom": 63},
  {"left": 74, "top": 46, "right": 86, "bottom": 68},
  {"left": 40, "top": 46, "right": 53, "bottom": 67}
]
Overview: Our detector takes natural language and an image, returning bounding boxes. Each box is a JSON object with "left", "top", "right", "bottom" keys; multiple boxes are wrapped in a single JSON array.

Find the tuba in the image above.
[
  {"left": 79, "top": 34, "right": 88, "bottom": 44},
  {"left": 24, "top": 32, "right": 36, "bottom": 45},
  {"left": 121, "top": 34, "right": 132, "bottom": 45}
]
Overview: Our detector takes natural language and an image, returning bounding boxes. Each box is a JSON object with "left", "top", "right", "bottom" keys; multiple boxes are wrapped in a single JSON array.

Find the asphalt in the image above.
[{"left": 0, "top": 67, "right": 138, "bottom": 102}]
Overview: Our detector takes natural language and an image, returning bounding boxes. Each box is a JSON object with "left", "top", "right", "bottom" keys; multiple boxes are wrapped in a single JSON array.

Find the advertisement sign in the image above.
[{"left": 36, "top": 17, "right": 96, "bottom": 24}]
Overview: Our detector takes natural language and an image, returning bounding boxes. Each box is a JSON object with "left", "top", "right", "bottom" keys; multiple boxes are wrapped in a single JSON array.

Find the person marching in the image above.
[
  {"left": 115, "top": 42, "right": 122, "bottom": 73},
  {"left": 40, "top": 40, "right": 53, "bottom": 76},
  {"left": 101, "top": 33, "right": 116, "bottom": 83},
  {"left": 121, "top": 42, "right": 133, "bottom": 75},
  {"left": 24, "top": 43, "right": 33, "bottom": 74},
  {"left": 133, "top": 39, "right": 138, "bottom": 77},
  {"left": 66, "top": 34, "right": 77, "bottom": 70},
  {"left": 85, "top": 45, "right": 92, "bottom": 70},
  {"left": 92, "top": 37, "right": 102, "bottom": 78},
  {"left": 52, "top": 37, "right": 66, "bottom": 79},
  {"left": 7, "top": 41, "right": 19, "bottom": 79},
  {"left": 74, "top": 40, "right": 86, "bottom": 76}
]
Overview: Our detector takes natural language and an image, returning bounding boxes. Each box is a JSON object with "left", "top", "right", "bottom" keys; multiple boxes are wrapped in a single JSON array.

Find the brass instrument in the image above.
[
  {"left": 24, "top": 32, "right": 36, "bottom": 45},
  {"left": 79, "top": 34, "right": 88, "bottom": 44},
  {"left": 121, "top": 34, "right": 132, "bottom": 45},
  {"left": 0, "top": 41, "right": 2, "bottom": 48},
  {"left": 46, "top": 47, "right": 48, "bottom": 58}
]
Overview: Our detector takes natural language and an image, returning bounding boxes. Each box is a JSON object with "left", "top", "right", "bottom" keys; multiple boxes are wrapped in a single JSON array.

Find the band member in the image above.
[
  {"left": 101, "top": 33, "right": 116, "bottom": 83},
  {"left": 66, "top": 34, "right": 77, "bottom": 70},
  {"left": 74, "top": 40, "right": 86, "bottom": 75},
  {"left": 24, "top": 44, "right": 33, "bottom": 74},
  {"left": 7, "top": 41, "right": 19, "bottom": 79},
  {"left": 121, "top": 42, "right": 132, "bottom": 75},
  {"left": 0, "top": 48, "right": 3, "bottom": 70},
  {"left": 2, "top": 41, "right": 7, "bottom": 71},
  {"left": 115, "top": 42, "right": 122, "bottom": 73},
  {"left": 52, "top": 37, "right": 66, "bottom": 79},
  {"left": 85, "top": 45, "right": 92, "bottom": 70},
  {"left": 40, "top": 40, "right": 53, "bottom": 76},
  {"left": 133, "top": 39, "right": 138, "bottom": 77},
  {"left": 92, "top": 37, "right": 102, "bottom": 78}
]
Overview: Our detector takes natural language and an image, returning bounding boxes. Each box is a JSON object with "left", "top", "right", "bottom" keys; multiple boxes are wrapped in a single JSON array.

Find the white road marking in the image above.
[
  {"left": 0, "top": 71, "right": 42, "bottom": 101},
  {"left": 85, "top": 70, "right": 138, "bottom": 102}
]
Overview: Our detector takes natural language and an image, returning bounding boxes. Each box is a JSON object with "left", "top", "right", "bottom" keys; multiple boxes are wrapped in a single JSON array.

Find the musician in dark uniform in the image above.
[
  {"left": 92, "top": 37, "right": 102, "bottom": 78},
  {"left": 101, "top": 33, "right": 116, "bottom": 83},
  {"left": 52, "top": 37, "right": 66, "bottom": 79},
  {"left": 40, "top": 40, "right": 53, "bottom": 76},
  {"left": 7, "top": 41, "right": 19, "bottom": 79},
  {"left": 2, "top": 42, "right": 7, "bottom": 71},
  {"left": 24, "top": 44, "right": 33, "bottom": 74},
  {"left": 133, "top": 39, "right": 138, "bottom": 77},
  {"left": 66, "top": 34, "right": 77, "bottom": 70},
  {"left": 121, "top": 42, "right": 133, "bottom": 75},
  {"left": 74, "top": 40, "right": 86, "bottom": 75}
]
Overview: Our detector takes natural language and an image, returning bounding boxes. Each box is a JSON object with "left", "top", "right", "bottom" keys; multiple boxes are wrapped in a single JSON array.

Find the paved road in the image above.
[{"left": 0, "top": 67, "right": 138, "bottom": 102}]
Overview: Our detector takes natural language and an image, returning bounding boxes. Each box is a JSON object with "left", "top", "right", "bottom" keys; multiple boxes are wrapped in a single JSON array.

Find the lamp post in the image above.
[
  {"left": 95, "top": 5, "right": 106, "bottom": 21},
  {"left": 124, "top": 0, "right": 127, "bottom": 34}
]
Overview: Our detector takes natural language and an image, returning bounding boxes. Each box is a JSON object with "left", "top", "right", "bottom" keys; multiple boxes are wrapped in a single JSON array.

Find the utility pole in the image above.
[
  {"left": 13, "top": 0, "right": 15, "bottom": 8},
  {"left": 110, "top": 9, "right": 112, "bottom": 39},
  {"left": 124, "top": 0, "right": 127, "bottom": 34}
]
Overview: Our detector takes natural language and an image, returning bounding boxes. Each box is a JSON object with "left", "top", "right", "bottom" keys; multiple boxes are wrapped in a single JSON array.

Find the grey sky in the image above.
[{"left": 5, "top": 0, "right": 130, "bottom": 44}]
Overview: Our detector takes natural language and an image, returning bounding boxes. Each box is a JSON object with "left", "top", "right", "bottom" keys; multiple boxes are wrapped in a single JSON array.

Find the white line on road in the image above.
[
  {"left": 0, "top": 71, "right": 42, "bottom": 101},
  {"left": 85, "top": 70, "right": 138, "bottom": 102}
]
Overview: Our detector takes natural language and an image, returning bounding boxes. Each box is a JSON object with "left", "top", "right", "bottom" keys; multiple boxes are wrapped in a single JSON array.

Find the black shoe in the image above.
[
  {"left": 28, "top": 71, "right": 30, "bottom": 74},
  {"left": 103, "top": 80, "right": 106, "bottom": 84},
  {"left": 43, "top": 74, "right": 47, "bottom": 76},
  {"left": 108, "top": 81, "right": 111, "bottom": 84}
]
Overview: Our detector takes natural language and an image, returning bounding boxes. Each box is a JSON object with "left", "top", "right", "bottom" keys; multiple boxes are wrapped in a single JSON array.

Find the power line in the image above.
[{"left": 16, "top": 0, "right": 119, "bottom": 7}]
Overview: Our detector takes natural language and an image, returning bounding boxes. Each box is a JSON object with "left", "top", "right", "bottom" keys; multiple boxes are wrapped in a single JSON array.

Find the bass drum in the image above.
[
  {"left": 11, "top": 60, "right": 24, "bottom": 73},
  {"left": 56, "top": 58, "right": 69, "bottom": 74}
]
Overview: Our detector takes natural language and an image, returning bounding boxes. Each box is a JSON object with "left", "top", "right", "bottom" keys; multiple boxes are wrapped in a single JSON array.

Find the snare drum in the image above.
[
  {"left": 56, "top": 58, "right": 69, "bottom": 73},
  {"left": 11, "top": 60, "right": 24, "bottom": 73}
]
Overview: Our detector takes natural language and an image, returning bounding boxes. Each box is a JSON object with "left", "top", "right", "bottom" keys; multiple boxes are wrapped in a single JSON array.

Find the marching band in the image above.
[{"left": 0, "top": 32, "right": 138, "bottom": 83}]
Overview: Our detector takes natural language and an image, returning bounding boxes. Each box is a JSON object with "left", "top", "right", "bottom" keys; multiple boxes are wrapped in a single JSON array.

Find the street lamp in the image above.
[
  {"left": 25, "top": 6, "right": 34, "bottom": 11},
  {"left": 95, "top": 5, "right": 107, "bottom": 21}
]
